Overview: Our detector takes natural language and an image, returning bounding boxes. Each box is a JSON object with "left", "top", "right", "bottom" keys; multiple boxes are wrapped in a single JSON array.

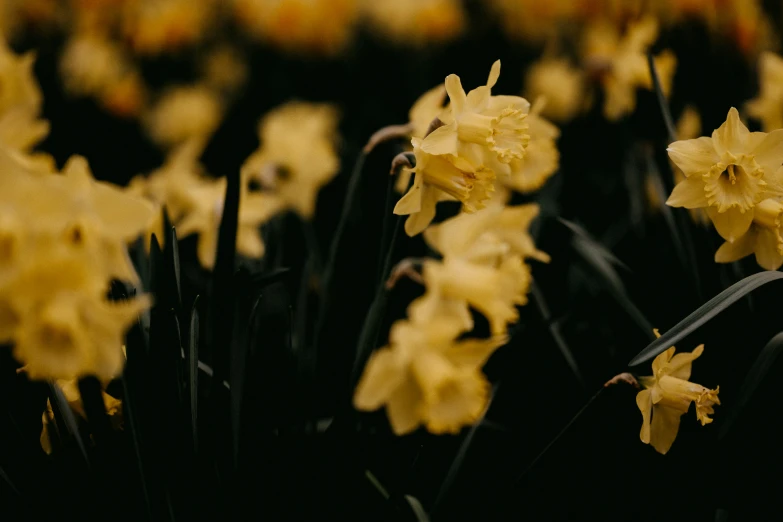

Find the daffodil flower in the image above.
[
  {"left": 422, "top": 60, "right": 531, "bottom": 171},
  {"left": 667, "top": 107, "right": 783, "bottom": 242},
  {"left": 715, "top": 198, "right": 783, "bottom": 270},
  {"left": 636, "top": 331, "right": 720, "bottom": 454},
  {"left": 354, "top": 293, "right": 505, "bottom": 435},
  {"left": 501, "top": 100, "right": 560, "bottom": 194},
  {"left": 393, "top": 137, "right": 495, "bottom": 236},
  {"left": 746, "top": 51, "right": 783, "bottom": 132}
]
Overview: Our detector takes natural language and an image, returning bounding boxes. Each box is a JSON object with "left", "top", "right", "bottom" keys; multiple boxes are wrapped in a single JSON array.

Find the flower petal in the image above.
[
  {"left": 649, "top": 404, "right": 683, "bottom": 454},
  {"left": 707, "top": 206, "right": 753, "bottom": 242},
  {"left": 712, "top": 107, "right": 749, "bottom": 155},
  {"left": 353, "top": 348, "right": 406, "bottom": 410},
  {"left": 445, "top": 74, "right": 466, "bottom": 114},
  {"left": 666, "top": 176, "right": 708, "bottom": 208},
  {"left": 750, "top": 128, "right": 783, "bottom": 176},
  {"left": 754, "top": 227, "right": 783, "bottom": 270},
  {"left": 420, "top": 124, "right": 459, "bottom": 156},
  {"left": 386, "top": 380, "right": 423, "bottom": 435},
  {"left": 393, "top": 173, "right": 423, "bottom": 216},
  {"left": 715, "top": 229, "right": 756, "bottom": 263},
  {"left": 486, "top": 60, "right": 501, "bottom": 89},
  {"left": 652, "top": 346, "right": 675, "bottom": 376},
  {"left": 636, "top": 389, "right": 652, "bottom": 444},
  {"left": 667, "top": 137, "right": 718, "bottom": 177},
  {"left": 403, "top": 186, "right": 439, "bottom": 236},
  {"left": 665, "top": 344, "right": 703, "bottom": 381}
]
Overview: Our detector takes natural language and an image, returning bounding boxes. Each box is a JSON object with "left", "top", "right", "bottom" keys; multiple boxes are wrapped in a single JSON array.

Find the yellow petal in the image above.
[
  {"left": 715, "top": 230, "right": 756, "bottom": 263},
  {"left": 393, "top": 173, "right": 423, "bottom": 215},
  {"left": 353, "top": 348, "right": 406, "bottom": 411},
  {"left": 448, "top": 336, "right": 508, "bottom": 369},
  {"left": 665, "top": 344, "right": 704, "bottom": 381},
  {"left": 707, "top": 206, "right": 753, "bottom": 243},
  {"left": 665, "top": 176, "right": 708, "bottom": 208},
  {"left": 444, "top": 74, "right": 466, "bottom": 114},
  {"left": 419, "top": 124, "right": 459, "bottom": 156},
  {"left": 386, "top": 380, "right": 423, "bottom": 435},
  {"left": 652, "top": 346, "right": 675, "bottom": 376},
  {"left": 403, "top": 186, "right": 439, "bottom": 236},
  {"left": 636, "top": 389, "right": 652, "bottom": 444},
  {"left": 712, "top": 107, "right": 749, "bottom": 156},
  {"left": 750, "top": 128, "right": 783, "bottom": 176},
  {"left": 486, "top": 60, "right": 501, "bottom": 89},
  {"left": 649, "top": 404, "right": 683, "bottom": 455},
  {"left": 666, "top": 137, "right": 718, "bottom": 177},
  {"left": 754, "top": 227, "right": 783, "bottom": 270}
]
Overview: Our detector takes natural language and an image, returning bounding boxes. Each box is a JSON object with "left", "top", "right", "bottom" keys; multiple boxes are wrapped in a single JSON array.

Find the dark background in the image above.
[{"left": 2, "top": 2, "right": 783, "bottom": 521}]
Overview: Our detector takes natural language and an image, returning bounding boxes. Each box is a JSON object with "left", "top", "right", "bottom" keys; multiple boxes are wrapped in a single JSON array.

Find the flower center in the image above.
[{"left": 704, "top": 161, "right": 765, "bottom": 212}]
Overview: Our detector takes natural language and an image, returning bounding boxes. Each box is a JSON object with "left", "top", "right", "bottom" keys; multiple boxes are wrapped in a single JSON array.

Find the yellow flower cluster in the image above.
[
  {"left": 636, "top": 330, "right": 719, "bottom": 454},
  {"left": 0, "top": 150, "right": 154, "bottom": 381},
  {"left": 354, "top": 202, "right": 548, "bottom": 434},
  {"left": 241, "top": 101, "right": 341, "bottom": 219},
  {"left": 666, "top": 108, "right": 783, "bottom": 270},
  {"left": 129, "top": 139, "right": 283, "bottom": 270},
  {"left": 359, "top": 0, "right": 465, "bottom": 47}
]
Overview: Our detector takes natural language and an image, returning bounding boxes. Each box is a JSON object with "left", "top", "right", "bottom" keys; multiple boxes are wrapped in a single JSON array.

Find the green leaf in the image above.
[
  {"left": 719, "top": 331, "right": 783, "bottom": 439},
  {"left": 404, "top": 495, "right": 430, "bottom": 522},
  {"left": 559, "top": 218, "right": 629, "bottom": 271},
  {"left": 188, "top": 296, "right": 200, "bottom": 450},
  {"left": 48, "top": 382, "right": 89, "bottom": 465},
  {"left": 628, "top": 271, "right": 783, "bottom": 367}
]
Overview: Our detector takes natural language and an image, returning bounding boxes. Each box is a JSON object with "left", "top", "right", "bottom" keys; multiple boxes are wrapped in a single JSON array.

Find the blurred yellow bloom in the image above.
[
  {"left": 0, "top": 36, "right": 43, "bottom": 114},
  {"left": 423, "top": 61, "right": 530, "bottom": 173},
  {"left": 746, "top": 52, "right": 783, "bottom": 132},
  {"left": 241, "top": 101, "right": 340, "bottom": 219},
  {"left": 667, "top": 107, "right": 783, "bottom": 242},
  {"left": 234, "top": 0, "right": 358, "bottom": 56},
  {"left": 200, "top": 45, "right": 249, "bottom": 97},
  {"left": 1, "top": 249, "right": 150, "bottom": 380},
  {"left": 636, "top": 331, "right": 719, "bottom": 455},
  {"left": 354, "top": 292, "right": 505, "bottom": 435},
  {"left": 145, "top": 85, "right": 223, "bottom": 149},
  {"left": 394, "top": 137, "right": 495, "bottom": 236},
  {"left": 122, "top": 0, "right": 215, "bottom": 55},
  {"left": 40, "top": 377, "right": 123, "bottom": 454},
  {"left": 176, "top": 176, "right": 284, "bottom": 269},
  {"left": 423, "top": 256, "right": 529, "bottom": 335},
  {"left": 360, "top": 0, "right": 465, "bottom": 46},
  {"left": 489, "top": 0, "right": 579, "bottom": 44},
  {"left": 424, "top": 202, "right": 549, "bottom": 265},
  {"left": 501, "top": 100, "right": 560, "bottom": 194},
  {"left": 59, "top": 34, "right": 133, "bottom": 99},
  {"left": 524, "top": 58, "right": 585, "bottom": 123},
  {"left": 583, "top": 17, "right": 676, "bottom": 121},
  {"left": 715, "top": 198, "right": 783, "bottom": 270}
]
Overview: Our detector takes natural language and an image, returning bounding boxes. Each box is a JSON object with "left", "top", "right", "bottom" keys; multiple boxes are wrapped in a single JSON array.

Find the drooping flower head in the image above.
[{"left": 636, "top": 330, "right": 719, "bottom": 454}]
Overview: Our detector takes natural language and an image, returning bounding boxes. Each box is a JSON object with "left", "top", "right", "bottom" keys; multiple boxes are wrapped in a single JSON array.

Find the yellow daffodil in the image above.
[
  {"left": 200, "top": 45, "right": 248, "bottom": 97},
  {"left": 359, "top": 0, "right": 465, "bottom": 47},
  {"left": 489, "top": 0, "right": 579, "bottom": 44},
  {"left": 636, "top": 330, "right": 719, "bottom": 455},
  {"left": 715, "top": 198, "right": 783, "bottom": 270},
  {"left": 423, "top": 256, "right": 529, "bottom": 335},
  {"left": 746, "top": 51, "right": 783, "bottom": 132},
  {"left": 0, "top": 106, "right": 49, "bottom": 152},
  {"left": 424, "top": 202, "right": 549, "bottom": 265},
  {"left": 423, "top": 61, "right": 530, "bottom": 173},
  {"left": 583, "top": 17, "right": 676, "bottom": 121},
  {"left": 233, "top": 0, "right": 358, "bottom": 56},
  {"left": 0, "top": 36, "right": 43, "bottom": 115},
  {"left": 241, "top": 101, "right": 340, "bottom": 219},
  {"left": 524, "top": 58, "right": 585, "bottom": 123},
  {"left": 59, "top": 34, "right": 134, "bottom": 99},
  {"left": 145, "top": 85, "right": 223, "bottom": 149},
  {"left": 1, "top": 249, "right": 150, "bottom": 380},
  {"left": 501, "top": 100, "right": 560, "bottom": 194},
  {"left": 176, "top": 176, "right": 284, "bottom": 269},
  {"left": 122, "top": 0, "right": 215, "bottom": 55},
  {"left": 354, "top": 292, "right": 505, "bottom": 435},
  {"left": 666, "top": 107, "right": 783, "bottom": 241},
  {"left": 394, "top": 137, "right": 495, "bottom": 236}
]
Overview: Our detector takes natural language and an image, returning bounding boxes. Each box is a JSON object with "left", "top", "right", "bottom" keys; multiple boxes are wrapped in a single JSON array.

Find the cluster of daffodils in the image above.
[
  {"left": 0, "top": 149, "right": 154, "bottom": 381},
  {"left": 393, "top": 61, "right": 559, "bottom": 236},
  {"left": 354, "top": 61, "right": 555, "bottom": 435},
  {"left": 635, "top": 330, "right": 720, "bottom": 454},
  {"left": 129, "top": 101, "right": 340, "bottom": 269},
  {"left": 667, "top": 108, "right": 783, "bottom": 270},
  {"left": 525, "top": 16, "right": 677, "bottom": 123}
]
